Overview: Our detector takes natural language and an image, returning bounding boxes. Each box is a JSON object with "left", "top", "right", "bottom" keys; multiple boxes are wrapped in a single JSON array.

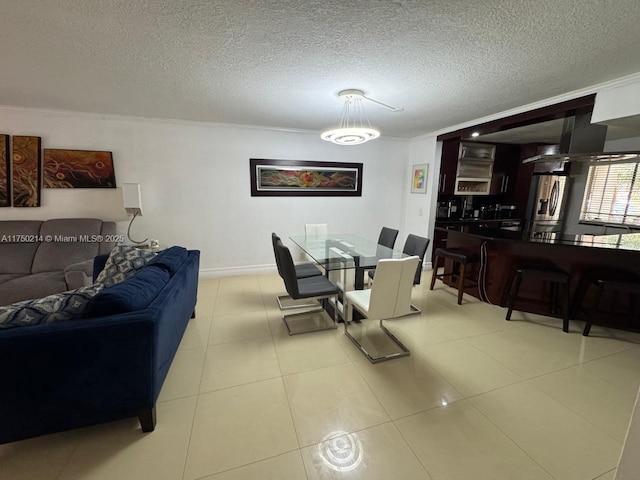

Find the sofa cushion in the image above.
[
  {"left": 148, "top": 246, "right": 188, "bottom": 276},
  {"left": 86, "top": 265, "right": 170, "bottom": 317},
  {"left": 0, "top": 243, "right": 40, "bottom": 274},
  {"left": 0, "top": 220, "right": 42, "bottom": 238},
  {"left": 96, "top": 245, "right": 156, "bottom": 287},
  {"left": 0, "top": 273, "right": 27, "bottom": 287},
  {"left": 0, "top": 284, "right": 104, "bottom": 329},
  {"left": 0, "top": 271, "right": 68, "bottom": 306},
  {"left": 32, "top": 219, "right": 105, "bottom": 273}
]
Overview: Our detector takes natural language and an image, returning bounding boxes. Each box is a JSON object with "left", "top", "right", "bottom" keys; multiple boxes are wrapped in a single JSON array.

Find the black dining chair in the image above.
[
  {"left": 272, "top": 233, "right": 323, "bottom": 310},
  {"left": 275, "top": 239, "right": 339, "bottom": 335},
  {"left": 359, "top": 227, "right": 400, "bottom": 285},
  {"left": 378, "top": 227, "right": 399, "bottom": 249},
  {"left": 369, "top": 234, "right": 430, "bottom": 313}
]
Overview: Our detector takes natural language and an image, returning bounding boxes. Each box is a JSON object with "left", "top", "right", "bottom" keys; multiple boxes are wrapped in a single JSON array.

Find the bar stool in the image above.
[
  {"left": 505, "top": 263, "right": 571, "bottom": 332},
  {"left": 430, "top": 248, "right": 480, "bottom": 305},
  {"left": 572, "top": 269, "right": 640, "bottom": 336}
]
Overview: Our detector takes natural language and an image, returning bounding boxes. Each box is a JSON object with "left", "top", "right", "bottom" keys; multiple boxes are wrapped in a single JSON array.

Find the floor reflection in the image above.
[{"left": 318, "top": 430, "right": 363, "bottom": 473}]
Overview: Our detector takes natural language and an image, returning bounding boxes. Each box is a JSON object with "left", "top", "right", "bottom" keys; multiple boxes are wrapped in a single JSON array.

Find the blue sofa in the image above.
[{"left": 0, "top": 249, "right": 200, "bottom": 444}]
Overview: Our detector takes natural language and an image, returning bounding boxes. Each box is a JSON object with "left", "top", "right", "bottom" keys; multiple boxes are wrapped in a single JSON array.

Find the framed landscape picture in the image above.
[
  {"left": 250, "top": 159, "right": 363, "bottom": 197},
  {"left": 411, "top": 163, "right": 428, "bottom": 194},
  {"left": 43, "top": 149, "right": 116, "bottom": 188}
]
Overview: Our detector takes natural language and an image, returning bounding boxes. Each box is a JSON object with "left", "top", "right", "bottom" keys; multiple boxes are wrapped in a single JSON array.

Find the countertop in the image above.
[
  {"left": 436, "top": 226, "right": 640, "bottom": 252},
  {"left": 435, "top": 218, "right": 522, "bottom": 226}
]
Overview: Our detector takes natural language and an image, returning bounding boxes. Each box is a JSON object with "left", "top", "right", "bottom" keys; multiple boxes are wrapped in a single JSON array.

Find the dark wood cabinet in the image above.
[
  {"left": 438, "top": 139, "right": 459, "bottom": 195},
  {"left": 490, "top": 143, "right": 521, "bottom": 196}
]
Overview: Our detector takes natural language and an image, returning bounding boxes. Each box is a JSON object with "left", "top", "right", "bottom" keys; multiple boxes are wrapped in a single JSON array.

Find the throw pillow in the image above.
[
  {"left": 86, "top": 265, "right": 170, "bottom": 317},
  {"left": 96, "top": 245, "right": 156, "bottom": 287},
  {"left": 147, "top": 246, "right": 187, "bottom": 276},
  {"left": 0, "top": 284, "right": 104, "bottom": 329}
]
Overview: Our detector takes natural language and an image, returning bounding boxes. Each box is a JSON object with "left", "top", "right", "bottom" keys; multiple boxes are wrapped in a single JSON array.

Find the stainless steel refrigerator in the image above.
[{"left": 525, "top": 174, "right": 568, "bottom": 239}]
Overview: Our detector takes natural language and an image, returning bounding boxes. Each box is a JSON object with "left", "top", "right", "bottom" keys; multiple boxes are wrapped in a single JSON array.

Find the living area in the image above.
[{"left": 3, "top": 1, "right": 640, "bottom": 479}]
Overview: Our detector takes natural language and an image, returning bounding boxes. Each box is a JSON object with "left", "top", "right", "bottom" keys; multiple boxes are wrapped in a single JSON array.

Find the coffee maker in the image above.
[{"left": 437, "top": 199, "right": 461, "bottom": 219}]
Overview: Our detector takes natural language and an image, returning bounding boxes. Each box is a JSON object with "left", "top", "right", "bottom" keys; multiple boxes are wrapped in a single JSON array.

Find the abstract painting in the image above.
[
  {"left": 43, "top": 149, "right": 116, "bottom": 188},
  {"left": 411, "top": 163, "right": 428, "bottom": 194},
  {"left": 0, "top": 135, "right": 9, "bottom": 207},
  {"left": 12, "top": 136, "right": 42, "bottom": 207},
  {"left": 250, "top": 159, "right": 362, "bottom": 196}
]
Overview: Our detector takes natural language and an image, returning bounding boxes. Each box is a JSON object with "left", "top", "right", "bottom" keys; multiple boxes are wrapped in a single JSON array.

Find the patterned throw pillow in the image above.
[
  {"left": 0, "top": 284, "right": 104, "bottom": 329},
  {"left": 96, "top": 245, "right": 157, "bottom": 287}
]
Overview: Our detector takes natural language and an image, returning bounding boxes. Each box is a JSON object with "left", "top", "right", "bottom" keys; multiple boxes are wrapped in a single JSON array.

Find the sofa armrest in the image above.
[
  {"left": 0, "top": 313, "right": 155, "bottom": 444},
  {"left": 64, "top": 259, "right": 95, "bottom": 289}
]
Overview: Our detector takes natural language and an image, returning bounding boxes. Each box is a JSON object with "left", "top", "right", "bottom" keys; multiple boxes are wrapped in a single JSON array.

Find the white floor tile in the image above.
[
  {"left": 470, "top": 382, "right": 622, "bottom": 480},
  {"left": 395, "top": 400, "right": 554, "bottom": 480},
  {"left": 200, "top": 450, "right": 306, "bottom": 479},
  {"left": 301, "top": 422, "right": 431, "bottom": 479},
  {"left": 283, "top": 364, "right": 390, "bottom": 447},
  {"left": 200, "top": 336, "right": 281, "bottom": 392},
  {"left": 58, "top": 396, "right": 197, "bottom": 480},
  {"left": 353, "top": 354, "right": 463, "bottom": 419},
  {"left": 184, "top": 378, "right": 298, "bottom": 479},
  {"left": 416, "top": 339, "right": 522, "bottom": 397}
]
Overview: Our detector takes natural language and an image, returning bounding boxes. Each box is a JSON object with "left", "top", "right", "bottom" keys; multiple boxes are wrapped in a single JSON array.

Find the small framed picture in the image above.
[{"left": 411, "top": 164, "right": 428, "bottom": 194}]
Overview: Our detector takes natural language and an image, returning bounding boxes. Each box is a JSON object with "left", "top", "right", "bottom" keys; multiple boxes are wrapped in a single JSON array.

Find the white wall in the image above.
[
  {"left": 592, "top": 78, "right": 640, "bottom": 125},
  {"left": 402, "top": 134, "right": 439, "bottom": 266},
  {"left": 0, "top": 107, "right": 412, "bottom": 275}
]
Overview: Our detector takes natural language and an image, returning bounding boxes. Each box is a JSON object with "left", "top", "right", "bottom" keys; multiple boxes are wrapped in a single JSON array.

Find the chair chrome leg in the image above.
[
  {"left": 276, "top": 294, "right": 323, "bottom": 310},
  {"left": 344, "top": 317, "right": 410, "bottom": 364},
  {"left": 282, "top": 295, "right": 338, "bottom": 335}
]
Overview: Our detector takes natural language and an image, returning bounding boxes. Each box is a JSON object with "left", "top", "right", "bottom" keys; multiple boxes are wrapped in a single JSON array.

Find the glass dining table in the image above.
[{"left": 289, "top": 233, "right": 407, "bottom": 290}]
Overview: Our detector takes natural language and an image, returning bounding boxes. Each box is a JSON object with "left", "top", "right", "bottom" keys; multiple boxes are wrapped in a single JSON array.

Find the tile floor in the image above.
[{"left": 2, "top": 272, "right": 640, "bottom": 480}]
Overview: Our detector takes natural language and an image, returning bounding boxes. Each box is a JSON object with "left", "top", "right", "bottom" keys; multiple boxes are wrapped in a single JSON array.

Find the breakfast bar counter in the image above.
[{"left": 436, "top": 226, "right": 640, "bottom": 330}]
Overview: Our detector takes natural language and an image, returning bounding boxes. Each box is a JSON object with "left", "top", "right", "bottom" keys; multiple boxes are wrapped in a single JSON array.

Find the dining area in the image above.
[{"left": 271, "top": 225, "right": 430, "bottom": 363}]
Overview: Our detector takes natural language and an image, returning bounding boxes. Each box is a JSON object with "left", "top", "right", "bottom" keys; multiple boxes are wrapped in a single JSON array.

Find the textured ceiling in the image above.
[{"left": 1, "top": 0, "right": 640, "bottom": 138}]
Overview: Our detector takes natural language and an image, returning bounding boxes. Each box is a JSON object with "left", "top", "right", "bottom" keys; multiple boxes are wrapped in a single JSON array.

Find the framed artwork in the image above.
[
  {"left": 411, "top": 163, "right": 428, "bottom": 194},
  {"left": 43, "top": 149, "right": 116, "bottom": 188},
  {"left": 0, "top": 135, "right": 9, "bottom": 207},
  {"left": 12, "top": 136, "right": 42, "bottom": 207},
  {"left": 250, "top": 159, "right": 363, "bottom": 196}
]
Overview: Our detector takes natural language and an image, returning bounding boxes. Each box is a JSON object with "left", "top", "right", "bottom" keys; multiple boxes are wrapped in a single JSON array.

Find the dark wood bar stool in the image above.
[
  {"left": 571, "top": 269, "right": 640, "bottom": 336},
  {"left": 430, "top": 248, "right": 479, "bottom": 305},
  {"left": 505, "top": 264, "right": 571, "bottom": 332}
]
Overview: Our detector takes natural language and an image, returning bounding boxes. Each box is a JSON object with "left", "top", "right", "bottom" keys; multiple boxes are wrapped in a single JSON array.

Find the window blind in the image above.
[{"left": 580, "top": 161, "right": 640, "bottom": 227}]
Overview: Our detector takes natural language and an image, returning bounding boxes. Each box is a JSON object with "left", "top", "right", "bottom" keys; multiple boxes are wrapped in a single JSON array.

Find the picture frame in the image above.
[
  {"left": 411, "top": 163, "right": 428, "bottom": 194},
  {"left": 12, "top": 136, "right": 42, "bottom": 207},
  {"left": 250, "top": 158, "right": 363, "bottom": 197},
  {"left": 0, "top": 134, "right": 10, "bottom": 207},
  {"left": 43, "top": 149, "right": 116, "bottom": 188}
]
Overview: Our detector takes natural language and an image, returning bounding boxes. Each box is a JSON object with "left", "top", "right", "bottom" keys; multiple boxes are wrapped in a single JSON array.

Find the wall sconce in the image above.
[{"left": 122, "top": 183, "right": 148, "bottom": 244}]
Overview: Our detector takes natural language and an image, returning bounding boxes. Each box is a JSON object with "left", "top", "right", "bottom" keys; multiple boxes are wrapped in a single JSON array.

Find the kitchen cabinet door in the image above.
[
  {"left": 491, "top": 143, "right": 520, "bottom": 196},
  {"left": 438, "top": 139, "right": 459, "bottom": 195}
]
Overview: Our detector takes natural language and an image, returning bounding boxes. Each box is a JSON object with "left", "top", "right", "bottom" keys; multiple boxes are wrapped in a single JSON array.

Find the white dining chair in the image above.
[
  {"left": 344, "top": 255, "right": 420, "bottom": 363},
  {"left": 304, "top": 223, "right": 328, "bottom": 239}
]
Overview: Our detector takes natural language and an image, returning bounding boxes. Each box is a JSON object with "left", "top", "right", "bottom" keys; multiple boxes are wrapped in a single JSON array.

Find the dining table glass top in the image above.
[{"left": 289, "top": 233, "right": 406, "bottom": 271}]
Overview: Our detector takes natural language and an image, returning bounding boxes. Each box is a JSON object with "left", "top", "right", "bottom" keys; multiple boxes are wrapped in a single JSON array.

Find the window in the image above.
[{"left": 580, "top": 161, "right": 640, "bottom": 228}]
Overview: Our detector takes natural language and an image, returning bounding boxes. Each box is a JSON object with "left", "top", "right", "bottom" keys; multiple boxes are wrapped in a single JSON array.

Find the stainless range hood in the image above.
[
  {"left": 522, "top": 110, "right": 615, "bottom": 169},
  {"left": 523, "top": 150, "right": 640, "bottom": 164}
]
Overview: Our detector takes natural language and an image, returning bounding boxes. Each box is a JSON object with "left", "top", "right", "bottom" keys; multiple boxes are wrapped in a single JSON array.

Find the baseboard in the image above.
[{"left": 199, "top": 264, "right": 277, "bottom": 279}]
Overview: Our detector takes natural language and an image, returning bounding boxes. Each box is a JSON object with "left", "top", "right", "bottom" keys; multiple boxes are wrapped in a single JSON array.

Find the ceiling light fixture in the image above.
[
  {"left": 321, "top": 89, "right": 403, "bottom": 146},
  {"left": 471, "top": 132, "right": 480, "bottom": 137}
]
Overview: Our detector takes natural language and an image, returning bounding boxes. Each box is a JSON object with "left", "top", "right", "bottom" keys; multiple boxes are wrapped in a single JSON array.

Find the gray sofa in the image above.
[{"left": 0, "top": 218, "right": 116, "bottom": 306}]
